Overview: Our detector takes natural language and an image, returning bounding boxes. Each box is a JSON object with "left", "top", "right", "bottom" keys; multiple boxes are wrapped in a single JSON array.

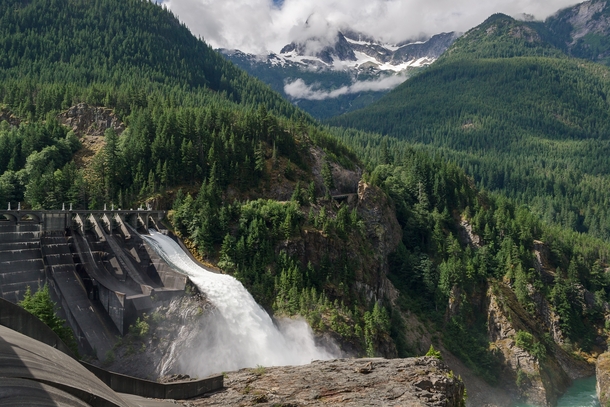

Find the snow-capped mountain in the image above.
[{"left": 220, "top": 31, "right": 459, "bottom": 119}]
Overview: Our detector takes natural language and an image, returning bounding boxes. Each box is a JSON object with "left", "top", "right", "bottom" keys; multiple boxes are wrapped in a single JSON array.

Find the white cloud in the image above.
[
  {"left": 162, "top": 0, "right": 579, "bottom": 55},
  {"left": 284, "top": 75, "right": 407, "bottom": 100}
]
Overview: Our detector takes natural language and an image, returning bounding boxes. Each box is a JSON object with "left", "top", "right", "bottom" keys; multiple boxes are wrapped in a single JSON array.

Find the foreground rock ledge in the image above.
[{"left": 186, "top": 357, "right": 465, "bottom": 407}]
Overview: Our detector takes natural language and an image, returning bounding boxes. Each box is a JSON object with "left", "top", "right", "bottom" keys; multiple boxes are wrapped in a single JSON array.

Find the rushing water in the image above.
[
  {"left": 512, "top": 376, "right": 599, "bottom": 407},
  {"left": 142, "top": 230, "right": 337, "bottom": 376}
]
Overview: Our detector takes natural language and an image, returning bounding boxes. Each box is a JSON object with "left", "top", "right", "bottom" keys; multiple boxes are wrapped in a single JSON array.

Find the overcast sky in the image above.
[{"left": 161, "top": 0, "right": 579, "bottom": 54}]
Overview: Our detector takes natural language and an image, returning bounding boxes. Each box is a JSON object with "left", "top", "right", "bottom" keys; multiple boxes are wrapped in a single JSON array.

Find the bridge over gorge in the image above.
[{"left": 0, "top": 207, "right": 187, "bottom": 360}]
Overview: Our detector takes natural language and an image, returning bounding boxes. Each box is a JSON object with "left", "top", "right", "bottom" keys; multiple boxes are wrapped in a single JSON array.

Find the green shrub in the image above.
[
  {"left": 104, "top": 350, "right": 115, "bottom": 365},
  {"left": 129, "top": 315, "right": 150, "bottom": 338},
  {"left": 515, "top": 330, "right": 546, "bottom": 361},
  {"left": 426, "top": 344, "right": 443, "bottom": 360},
  {"left": 516, "top": 369, "right": 527, "bottom": 388},
  {"left": 19, "top": 285, "right": 78, "bottom": 356}
]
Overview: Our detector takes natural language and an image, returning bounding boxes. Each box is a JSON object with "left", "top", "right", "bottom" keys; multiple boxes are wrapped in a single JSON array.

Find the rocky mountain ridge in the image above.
[
  {"left": 546, "top": 0, "right": 610, "bottom": 64},
  {"left": 273, "top": 30, "right": 459, "bottom": 71}
]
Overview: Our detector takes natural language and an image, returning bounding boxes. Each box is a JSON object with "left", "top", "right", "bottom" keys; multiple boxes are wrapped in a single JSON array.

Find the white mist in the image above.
[{"left": 143, "top": 230, "right": 337, "bottom": 377}]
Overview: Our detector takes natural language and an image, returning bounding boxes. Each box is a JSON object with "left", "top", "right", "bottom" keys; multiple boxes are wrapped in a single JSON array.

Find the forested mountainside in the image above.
[
  {"left": 0, "top": 0, "right": 320, "bottom": 210},
  {"left": 327, "top": 125, "right": 610, "bottom": 403},
  {"left": 0, "top": 0, "right": 304, "bottom": 119},
  {"left": 1, "top": 0, "right": 610, "bottom": 405},
  {"left": 328, "top": 12, "right": 610, "bottom": 243}
]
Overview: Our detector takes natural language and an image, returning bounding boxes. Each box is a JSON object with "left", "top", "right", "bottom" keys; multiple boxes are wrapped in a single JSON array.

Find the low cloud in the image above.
[
  {"left": 162, "top": 0, "right": 579, "bottom": 55},
  {"left": 284, "top": 75, "right": 407, "bottom": 100}
]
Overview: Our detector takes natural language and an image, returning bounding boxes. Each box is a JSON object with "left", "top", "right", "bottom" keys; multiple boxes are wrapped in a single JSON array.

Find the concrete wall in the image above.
[
  {"left": 0, "top": 297, "right": 223, "bottom": 400},
  {"left": 42, "top": 232, "right": 118, "bottom": 359},
  {"left": 0, "top": 223, "right": 45, "bottom": 303},
  {"left": 41, "top": 212, "right": 72, "bottom": 232},
  {"left": 131, "top": 230, "right": 187, "bottom": 292},
  {"left": 98, "top": 285, "right": 126, "bottom": 335},
  {"left": 82, "top": 362, "right": 224, "bottom": 400},
  {"left": 0, "top": 210, "right": 166, "bottom": 232},
  {"left": 0, "top": 297, "right": 74, "bottom": 356},
  {"left": 0, "top": 325, "right": 132, "bottom": 407},
  {"left": 51, "top": 279, "right": 94, "bottom": 355},
  {"left": 1, "top": 210, "right": 195, "bottom": 365}
]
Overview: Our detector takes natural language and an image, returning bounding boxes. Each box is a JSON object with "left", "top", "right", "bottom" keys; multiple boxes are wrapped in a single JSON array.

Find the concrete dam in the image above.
[
  {"left": 0, "top": 208, "right": 187, "bottom": 359},
  {"left": 0, "top": 207, "right": 337, "bottom": 382}
]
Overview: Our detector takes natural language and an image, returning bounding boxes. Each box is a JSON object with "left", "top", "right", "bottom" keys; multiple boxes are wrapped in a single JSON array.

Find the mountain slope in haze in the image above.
[
  {"left": 545, "top": 0, "right": 610, "bottom": 65},
  {"left": 221, "top": 31, "right": 458, "bottom": 119},
  {"left": 328, "top": 13, "right": 610, "bottom": 241}
]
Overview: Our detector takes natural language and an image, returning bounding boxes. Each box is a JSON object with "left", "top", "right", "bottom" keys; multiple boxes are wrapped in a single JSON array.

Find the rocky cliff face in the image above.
[
  {"left": 487, "top": 283, "right": 570, "bottom": 406},
  {"left": 553, "top": 0, "right": 609, "bottom": 43},
  {"left": 58, "top": 103, "right": 125, "bottom": 137},
  {"left": 272, "top": 142, "right": 400, "bottom": 309},
  {"left": 98, "top": 289, "right": 213, "bottom": 380},
  {"left": 546, "top": 0, "right": 610, "bottom": 63},
  {"left": 281, "top": 180, "right": 402, "bottom": 306},
  {"left": 486, "top": 282, "right": 595, "bottom": 406},
  {"left": 449, "top": 225, "right": 598, "bottom": 406},
  {"left": 278, "top": 179, "right": 402, "bottom": 356},
  {"left": 57, "top": 103, "right": 126, "bottom": 170},
  {"left": 312, "top": 146, "right": 362, "bottom": 197},
  {"left": 598, "top": 352, "right": 610, "bottom": 407},
  {"left": 355, "top": 181, "right": 403, "bottom": 300},
  {"left": 186, "top": 357, "right": 465, "bottom": 407}
]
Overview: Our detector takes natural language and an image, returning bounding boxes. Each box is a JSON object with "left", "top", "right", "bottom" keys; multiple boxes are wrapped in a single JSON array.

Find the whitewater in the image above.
[{"left": 142, "top": 229, "right": 337, "bottom": 377}]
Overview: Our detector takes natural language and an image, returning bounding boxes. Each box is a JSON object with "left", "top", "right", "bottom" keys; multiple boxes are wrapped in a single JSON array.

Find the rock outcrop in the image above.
[
  {"left": 551, "top": 0, "right": 609, "bottom": 46},
  {"left": 356, "top": 181, "right": 403, "bottom": 300},
  {"left": 99, "top": 290, "right": 213, "bottom": 380},
  {"left": 186, "top": 357, "right": 465, "bottom": 407},
  {"left": 57, "top": 103, "right": 126, "bottom": 170},
  {"left": 58, "top": 103, "right": 125, "bottom": 137},
  {"left": 0, "top": 107, "right": 21, "bottom": 127},
  {"left": 279, "top": 180, "right": 401, "bottom": 307},
  {"left": 597, "top": 352, "right": 610, "bottom": 407},
  {"left": 310, "top": 146, "right": 362, "bottom": 197}
]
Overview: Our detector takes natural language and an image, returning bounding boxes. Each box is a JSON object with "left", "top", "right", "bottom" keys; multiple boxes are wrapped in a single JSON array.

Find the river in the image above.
[{"left": 512, "top": 376, "right": 599, "bottom": 407}]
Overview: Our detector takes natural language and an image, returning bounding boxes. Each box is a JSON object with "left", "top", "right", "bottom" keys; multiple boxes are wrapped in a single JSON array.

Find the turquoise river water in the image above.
[{"left": 512, "top": 376, "right": 599, "bottom": 407}]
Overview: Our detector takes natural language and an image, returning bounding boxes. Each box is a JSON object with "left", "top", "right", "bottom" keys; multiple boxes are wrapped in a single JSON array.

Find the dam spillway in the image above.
[
  {"left": 0, "top": 208, "right": 187, "bottom": 359},
  {"left": 142, "top": 229, "right": 336, "bottom": 377}
]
